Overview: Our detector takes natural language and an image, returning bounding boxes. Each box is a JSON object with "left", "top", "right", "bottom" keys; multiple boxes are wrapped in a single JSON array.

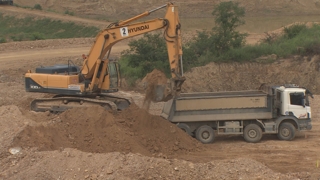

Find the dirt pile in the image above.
[
  {"left": 11, "top": 103, "right": 201, "bottom": 157},
  {"left": 0, "top": 105, "right": 27, "bottom": 159},
  {"left": 182, "top": 57, "right": 320, "bottom": 94},
  {"left": 0, "top": 150, "right": 307, "bottom": 180}
]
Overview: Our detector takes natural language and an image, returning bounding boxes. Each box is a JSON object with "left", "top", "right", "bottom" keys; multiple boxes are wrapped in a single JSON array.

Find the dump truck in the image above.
[{"left": 161, "top": 84, "right": 313, "bottom": 143}]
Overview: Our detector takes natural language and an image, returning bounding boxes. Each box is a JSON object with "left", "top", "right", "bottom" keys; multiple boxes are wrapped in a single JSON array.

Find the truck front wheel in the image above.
[
  {"left": 195, "top": 125, "right": 215, "bottom": 144},
  {"left": 244, "top": 124, "right": 262, "bottom": 143},
  {"left": 277, "top": 122, "right": 295, "bottom": 141}
]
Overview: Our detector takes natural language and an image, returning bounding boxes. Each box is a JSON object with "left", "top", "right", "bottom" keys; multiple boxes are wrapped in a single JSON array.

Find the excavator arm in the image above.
[{"left": 82, "top": 2, "right": 185, "bottom": 101}]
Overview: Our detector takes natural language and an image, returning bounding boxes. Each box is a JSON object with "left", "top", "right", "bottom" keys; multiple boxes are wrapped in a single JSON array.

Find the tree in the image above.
[
  {"left": 121, "top": 33, "right": 170, "bottom": 77},
  {"left": 211, "top": 1, "right": 247, "bottom": 55}
]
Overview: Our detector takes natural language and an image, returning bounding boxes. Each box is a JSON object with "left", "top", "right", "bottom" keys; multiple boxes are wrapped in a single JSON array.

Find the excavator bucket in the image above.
[
  {"left": 154, "top": 84, "right": 172, "bottom": 102},
  {"left": 145, "top": 77, "right": 185, "bottom": 102},
  {"left": 142, "top": 69, "right": 185, "bottom": 103}
]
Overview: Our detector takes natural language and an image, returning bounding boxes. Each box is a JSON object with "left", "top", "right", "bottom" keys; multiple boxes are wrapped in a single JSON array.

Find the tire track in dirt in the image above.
[{"left": 0, "top": 44, "right": 129, "bottom": 61}]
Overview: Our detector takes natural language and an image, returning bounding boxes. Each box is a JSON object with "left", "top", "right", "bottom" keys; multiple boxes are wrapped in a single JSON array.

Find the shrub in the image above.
[
  {"left": 121, "top": 33, "right": 170, "bottom": 78},
  {"left": 0, "top": 37, "right": 6, "bottom": 43},
  {"left": 283, "top": 24, "right": 307, "bottom": 39},
  {"left": 33, "top": 4, "right": 42, "bottom": 10},
  {"left": 31, "top": 32, "right": 45, "bottom": 40},
  {"left": 65, "top": 10, "right": 75, "bottom": 16}
]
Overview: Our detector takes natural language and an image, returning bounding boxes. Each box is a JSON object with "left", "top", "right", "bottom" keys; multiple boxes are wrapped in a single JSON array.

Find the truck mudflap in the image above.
[{"left": 298, "top": 119, "right": 312, "bottom": 130}]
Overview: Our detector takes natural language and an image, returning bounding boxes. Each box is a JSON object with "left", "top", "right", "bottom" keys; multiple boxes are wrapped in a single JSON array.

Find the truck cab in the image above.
[{"left": 275, "top": 86, "right": 311, "bottom": 120}]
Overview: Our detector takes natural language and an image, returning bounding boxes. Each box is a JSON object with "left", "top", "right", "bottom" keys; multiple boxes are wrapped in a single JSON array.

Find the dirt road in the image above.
[
  {"left": 0, "top": 46, "right": 129, "bottom": 61},
  {"left": 0, "top": 6, "right": 109, "bottom": 28}
]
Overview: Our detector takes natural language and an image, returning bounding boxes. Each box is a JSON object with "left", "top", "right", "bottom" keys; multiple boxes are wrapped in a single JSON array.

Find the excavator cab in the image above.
[{"left": 100, "top": 60, "right": 120, "bottom": 93}]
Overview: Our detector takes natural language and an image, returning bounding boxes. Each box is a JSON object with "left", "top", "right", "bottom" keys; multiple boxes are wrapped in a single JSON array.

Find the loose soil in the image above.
[
  {"left": 141, "top": 69, "right": 168, "bottom": 109},
  {"left": 182, "top": 56, "right": 320, "bottom": 94},
  {"left": 11, "top": 104, "right": 202, "bottom": 157}
]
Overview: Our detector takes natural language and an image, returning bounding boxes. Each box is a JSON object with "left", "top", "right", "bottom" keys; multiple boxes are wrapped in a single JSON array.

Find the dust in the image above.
[
  {"left": 142, "top": 69, "right": 168, "bottom": 110},
  {"left": 11, "top": 103, "right": 201, "bottom": 157}
]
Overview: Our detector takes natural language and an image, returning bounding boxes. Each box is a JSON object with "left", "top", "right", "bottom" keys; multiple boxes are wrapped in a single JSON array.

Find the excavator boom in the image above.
[{"left": 82, "top": 2, "right": 185, "bottom": 101}]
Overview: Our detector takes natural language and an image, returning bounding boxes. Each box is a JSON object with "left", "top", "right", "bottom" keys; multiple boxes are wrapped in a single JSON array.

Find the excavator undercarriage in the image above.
[{"left": 30, "top": 94, "right": 131, "bottom": 112}]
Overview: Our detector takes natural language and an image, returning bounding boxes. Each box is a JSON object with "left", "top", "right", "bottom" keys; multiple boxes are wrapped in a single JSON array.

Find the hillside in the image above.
[{"left": 13, "top": 0, "right": 320, "bottom": 19}]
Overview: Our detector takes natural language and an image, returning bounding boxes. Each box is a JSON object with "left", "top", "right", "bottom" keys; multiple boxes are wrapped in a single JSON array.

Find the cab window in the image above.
[{"left": 290, "top": 92, "right": 304, "bottom": 106}]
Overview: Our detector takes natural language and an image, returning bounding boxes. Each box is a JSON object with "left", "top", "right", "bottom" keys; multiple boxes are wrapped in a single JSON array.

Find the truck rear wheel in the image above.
[
  {"left": 244, "top": 124, "right": 262, "bottom": 143},
  {"left": 195, "top": 125, "right": 214, "bottom": 144},
  {"left": 277, "top": 122, "right": 295, "bottom": 141},
  {"left": 177, "top": 123, "right": 193, "bottom": 136}
]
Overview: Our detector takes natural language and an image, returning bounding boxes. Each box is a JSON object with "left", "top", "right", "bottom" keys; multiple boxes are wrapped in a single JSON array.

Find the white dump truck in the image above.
[{"left": 161, "top": 84, "right": 313, "bottom": 143}]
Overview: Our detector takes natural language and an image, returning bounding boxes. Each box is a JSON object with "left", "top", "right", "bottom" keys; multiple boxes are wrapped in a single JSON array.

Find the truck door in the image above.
[{"left": 288, "top": 92, "right": 308, "bottom": 119}]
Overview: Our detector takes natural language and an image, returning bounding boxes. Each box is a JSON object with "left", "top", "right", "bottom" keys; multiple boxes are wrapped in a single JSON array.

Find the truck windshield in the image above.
[{"left": 290, "top": 92, "right": 304, "bottom": 106}]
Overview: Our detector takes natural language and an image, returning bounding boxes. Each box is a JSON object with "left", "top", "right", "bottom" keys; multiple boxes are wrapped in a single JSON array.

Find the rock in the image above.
[{"left": 9, "top": 147, "right": 21, "bottom": 155}]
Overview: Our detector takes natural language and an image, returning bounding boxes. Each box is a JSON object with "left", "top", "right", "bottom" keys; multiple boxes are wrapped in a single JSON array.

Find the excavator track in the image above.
[{"left": 30, "top": 95, "right": 131, "bottom": 112}]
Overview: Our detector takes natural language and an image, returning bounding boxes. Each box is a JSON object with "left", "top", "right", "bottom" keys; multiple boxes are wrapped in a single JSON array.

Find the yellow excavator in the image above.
[{"left": 25, "top": 2, "right": 185, "bottom": 112}]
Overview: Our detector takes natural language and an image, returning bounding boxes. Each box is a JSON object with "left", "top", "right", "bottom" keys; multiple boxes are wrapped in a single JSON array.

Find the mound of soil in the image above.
[
  {"left": 182, "top": 57, "right": 320, "bottom": 94},
  {"left": 11, "top": 103, "right": 201, "bottom": 157},
  {"left": 0, "top": 106, "right": 25, "bottom": 150}
]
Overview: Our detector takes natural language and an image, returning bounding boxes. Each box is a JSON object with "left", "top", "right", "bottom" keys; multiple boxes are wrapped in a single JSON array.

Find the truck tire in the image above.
[
  {"left": 195, "top": 125, "right": 215, "bottom": 144},
  {"left": 243, "top": 124, "right": 262, "bottom": 143},
  {"left": 177, "top": 123, "right": 193, "bottom": 136},
  {"left": 277, "top": 122, "right": 295, "bottom": 141}
]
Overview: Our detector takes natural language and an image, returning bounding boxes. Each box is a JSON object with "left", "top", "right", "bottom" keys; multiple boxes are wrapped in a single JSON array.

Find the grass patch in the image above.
[
  {"left": 198, "top": 24, "right": 320, "bottom": 63},
  {"left": 0, "top": 14, "right": 100, "bottom": 42}
]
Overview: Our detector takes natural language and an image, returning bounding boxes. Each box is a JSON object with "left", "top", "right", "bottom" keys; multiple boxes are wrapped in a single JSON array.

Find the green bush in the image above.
[
  {"left": 0, "top": 37, "right": 6, "bottom": 43},
  {"left": 33, "top": 4, "right": 42, "bottom": 10},
  {"left": 283, "top": 24, "right": 307, "bottom": 39},
  {"left": 10, "top": 34, "right": 26, "bottom": 41},
  {"left": 118, "top": 56, "right": 142, "bottom": 86},
  {"left": 121, "top": 33, "right": 171, "bottom": 78},
  {"left": 31, "top": 32, "right": 45, "bottom": 40},
  {"left": 65, "top": 10, "right": 75, "bottom": 16}
]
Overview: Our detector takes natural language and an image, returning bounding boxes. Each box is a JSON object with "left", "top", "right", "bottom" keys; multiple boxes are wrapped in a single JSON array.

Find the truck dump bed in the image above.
[{"left": 161, "top": 91, "right": 273, "bottom": 122}]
